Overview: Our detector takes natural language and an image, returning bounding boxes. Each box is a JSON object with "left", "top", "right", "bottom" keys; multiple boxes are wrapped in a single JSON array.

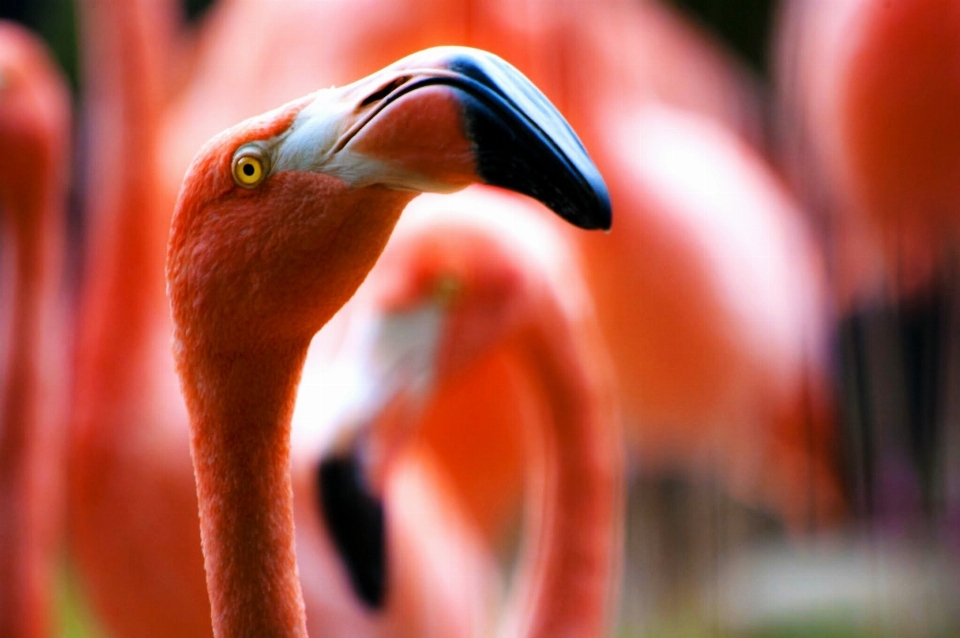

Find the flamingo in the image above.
[
  {"left": 776, "top": 0, "right": 960, "bottom": 522},
  {"left": 331, "top": 102, "right": 843, "bottom": 632},
  {"left": 165, "top": 46, "right": 611, "bottom": 636},
  {"left": 292, "top": 184, "right": 621, "bottom": 636},
  {"left": 0, "top": 23, "right": 70, "bottom": 638},
  {"left": 253, "top": 7, "right": 841, "bottom": 624},
  {"left": 331, "top": 103, "right": 841, "bottom": 632}
]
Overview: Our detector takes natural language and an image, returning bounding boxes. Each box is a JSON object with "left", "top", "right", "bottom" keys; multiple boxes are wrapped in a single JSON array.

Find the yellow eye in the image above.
[{"left": 232, "top": 146, "right": 268, "bottom": 188}]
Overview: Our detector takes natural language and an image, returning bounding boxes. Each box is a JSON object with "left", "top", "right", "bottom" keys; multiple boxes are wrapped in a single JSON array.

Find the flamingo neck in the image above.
[
  {"left": 184, "top": 341, "right": 311, "bottom": 637},
  {"left": 75, "top": 0, "right": 171, "bottom": 403},
  {"left": 0, "top": 178, "right": 63, "bottom": 637},
  {"left": 509, "top": 296, "right": 621, "bottom": 638}
]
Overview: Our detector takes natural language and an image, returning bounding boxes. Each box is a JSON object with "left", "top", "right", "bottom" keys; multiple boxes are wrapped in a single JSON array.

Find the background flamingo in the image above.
[
  {"left": 0, "top": 22, "right": 70, "bottom": 638},
  {"left": 293, "top": 185, "right": 621, "bottom": 637},
  {"left": 777, "top": 0, "right": 960, "bottom": 528},
  {"left": 68, "top": 2, "right": 212, "bottom": 635}
]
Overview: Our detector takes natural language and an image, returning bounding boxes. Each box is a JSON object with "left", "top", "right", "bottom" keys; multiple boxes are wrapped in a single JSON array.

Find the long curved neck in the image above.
[
  {"left": 183, "top": 341, "right": 310, "bottom": 636},
  {"left": 509, "top": 291, "right": 621, "bottom": 638},
  {"left": 74, "top": 0, "right": 175, "bottom": 415},
  {"left": 0, "top": 170, "right": 65, "bottom": 637}
]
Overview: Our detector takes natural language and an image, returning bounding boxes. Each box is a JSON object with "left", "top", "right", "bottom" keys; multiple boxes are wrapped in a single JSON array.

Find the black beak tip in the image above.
[
  {"left": 441, "top": 49, "right": 613, "bottom": 232},
  {"left": 316, "top": 454, "right": 387, "bottom": 610},
  {"left": 545, "top": 174, "right": 612, "bottom": 231},
  {"left": 595, "top": 184, "right": 613, "bottom": 231},
  {"left": 572, "top": 174, "right": 613, "bottom": 231}
]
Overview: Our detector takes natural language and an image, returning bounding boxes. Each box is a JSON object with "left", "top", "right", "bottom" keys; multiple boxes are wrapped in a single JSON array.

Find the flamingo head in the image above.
[
  {"left": 376, "top": 221, "right": 536, "bottom": 378},
  {"left": 0, "top": 23, "right": 69, "bottom": 213},
  {"left": 167, "top": 46, "right": 610, "bottom": 352}
]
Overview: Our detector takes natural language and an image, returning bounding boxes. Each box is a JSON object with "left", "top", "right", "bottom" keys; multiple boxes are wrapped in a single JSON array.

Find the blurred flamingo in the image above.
[
  {"left": 777, "top": 0, "right": 960, "bottom": 523},
  {"left": 67, "top": 2, "right": 212, "bottom": 635},
  {"left": 0, "top": 22, "right": 70, "bottom": 638},
  {"left": 295, "top": 186, "right": 621, "bottom": 636}
]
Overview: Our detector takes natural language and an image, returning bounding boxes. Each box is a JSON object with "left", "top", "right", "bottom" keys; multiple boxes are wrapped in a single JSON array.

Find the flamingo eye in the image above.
[
  {"left": 433, "top": 274, "right": 462, "bottom": 306},
  {"left": 232, "top": 146, "right": 269, "bottom": 188}
]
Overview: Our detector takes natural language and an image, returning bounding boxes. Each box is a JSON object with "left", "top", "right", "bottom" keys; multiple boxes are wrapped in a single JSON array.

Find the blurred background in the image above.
[
  {"left": 4, "top": 0, "right": 960, "bottom": 636},
  {"left": 0, "top": 0, "right": 779, "bottom": 88}
]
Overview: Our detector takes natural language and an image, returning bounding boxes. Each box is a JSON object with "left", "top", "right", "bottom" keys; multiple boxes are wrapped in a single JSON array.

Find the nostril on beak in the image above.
[{"left": 359, "top": 76, "right": 411, "bottom": 108}]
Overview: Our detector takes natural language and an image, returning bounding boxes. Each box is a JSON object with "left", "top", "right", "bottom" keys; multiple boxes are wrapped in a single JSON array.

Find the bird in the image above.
[
  {"left": 0, "top": 22, "right": 70, "bottom": 638},
  {"left": 585, "top": 102, "right": 841, "bottom": 529},
  {"left": 328, "top": 104, "right": 843, "bottom": 635},
  {"left": 776, "top": 0, "right": 960, "bottom": 523},
  {"left": 68, "top": 2, "right": 617, "bottom": 635},
  {"left": 165, "top": 46, "right": 612, "bottom": 636},
  {"left": 294, "top": 184, "right": 621, "bottom": 637},
  {"left": 72, "top": 5, "right": 624, "bottom": 635}
]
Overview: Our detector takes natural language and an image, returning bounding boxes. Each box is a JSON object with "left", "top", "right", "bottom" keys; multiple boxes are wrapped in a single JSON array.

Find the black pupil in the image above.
[{"left": 243, "top": 162, "right": 256, "bottom": 176}]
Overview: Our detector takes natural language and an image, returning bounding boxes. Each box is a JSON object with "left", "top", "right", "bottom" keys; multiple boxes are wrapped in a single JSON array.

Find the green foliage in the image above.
[
  {"left": 35, "top": 0, "right": 77, "bottom": 92},
  {"left": 57, "top": 565, "right": 104, "bottom": 638},
  {"left": 183, "top": 0, "right": 215, "bottom": 22},
  {"left": 1, "top": 0, "right": 78, "bottom": 93}
]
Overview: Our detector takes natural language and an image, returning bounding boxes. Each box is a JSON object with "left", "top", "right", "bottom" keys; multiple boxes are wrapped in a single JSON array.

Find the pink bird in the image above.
[
  {"left": 165, "top": 46, "right": 612, "bottom": 635},
  {"left": 777, "top": 0, "right": 960, "bottom": 521},
  {"left": 0, "top": 22, "right": 70, "bottom": 638},
  {"left": 294, "top": 185, "right": 621, "bottom": 636}
]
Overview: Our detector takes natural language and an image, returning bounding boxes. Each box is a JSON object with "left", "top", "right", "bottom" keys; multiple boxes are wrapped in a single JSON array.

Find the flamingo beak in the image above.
[
  {"left": 438, "top": 49, "right": 612, "bottom": 231},
  {"left": 316, "top": 453, "right": 387, "bottom": 609},
  {"left": 271, "top": 46, "right": 611, "bottom": 230},
  {"left": 313, "top": 304, "right": 445, "bottom": 610}
]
